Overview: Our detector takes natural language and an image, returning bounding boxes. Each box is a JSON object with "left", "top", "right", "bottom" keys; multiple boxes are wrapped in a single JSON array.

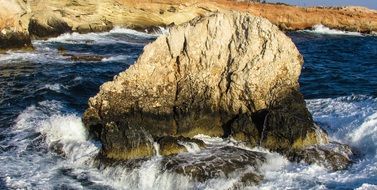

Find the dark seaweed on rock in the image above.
[{"left": 0, "top": 30, "right": 31, "bottom": 50}]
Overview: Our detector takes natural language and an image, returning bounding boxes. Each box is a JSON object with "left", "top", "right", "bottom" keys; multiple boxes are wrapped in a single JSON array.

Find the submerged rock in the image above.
[
  {"left": 96, "top": 144, "right": 266, "bottom": 188},
  {"left": 287, "top": 142, "right": 353, "bottom": 170},
  {"left": 63, "top": 54, "right": 106, "bottom": 62},
  {"left": 161, "top": 146, "right": 266, "bottom": 184},
  {"left": 83, "top": 11, "right": 351, "bottom": 169}
]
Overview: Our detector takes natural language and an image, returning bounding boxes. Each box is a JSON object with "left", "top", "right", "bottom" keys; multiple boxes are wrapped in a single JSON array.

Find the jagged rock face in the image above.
[
  {"left": 28, "top": 18, "right": 72, "bottom": 39},
  {"left": 83, "top": 12, "right": 326, "bottom": 160}
]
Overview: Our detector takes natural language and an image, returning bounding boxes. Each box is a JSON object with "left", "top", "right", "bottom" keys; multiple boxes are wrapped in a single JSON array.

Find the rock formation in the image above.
[{"left": 83, "top": 12, "right": 351, "bottom": 169}]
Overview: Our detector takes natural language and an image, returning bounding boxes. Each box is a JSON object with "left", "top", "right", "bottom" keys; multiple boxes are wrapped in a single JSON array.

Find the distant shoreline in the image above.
[{"left": 1, "top": 0, "right": 377, "bottom": 50}]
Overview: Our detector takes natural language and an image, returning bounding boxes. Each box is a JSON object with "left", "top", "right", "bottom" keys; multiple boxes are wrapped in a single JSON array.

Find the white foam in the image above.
[
  {"left": 42, "top": 83, "right": 65, "bottom": 92},
  {"left": 178, "top": 141, "right": 201, "bottom": 153},
  {"left": 153, "top": 142, "right": 161, "bottom": 157},
  {"left": 97, "top": 157, "right": 193, "bottom": 190},
  {"left": 356, "top": 184, "right": 377, "bottom": 190},
  {"left": 40, "top": 115, "right": 87, "bottom": 143},
  {"left": 255, "top": 95, "right": 377, "bottom": 189},
  {"left": 101, "top": 55, "right": 131, "bottom": 62},
  {"left": 350, "top": 112, "right": 377, "bottom": 154},
  {"left": 306, "top": 95, "right": 377, "bottom": 142},
  {"left": 45, "top": 27, "right": 158, "bottom": 45},
  {"left": 3, "top": 95, "right": 377, "bottom": 189},
  {"left": 73, "top": 76, "right": 82, "bottom": 81},
  {"left": 0, "top": 50, "right": 69, "bottom": 64},
  {"left": 109, "top": 26, "right": 163, "bottom": 37},
  {"left": 2, "top": 101, "right": 100, "bottom": 189},
  {"left": 302, "top": 24, "right": 363, "bottom": 36}
]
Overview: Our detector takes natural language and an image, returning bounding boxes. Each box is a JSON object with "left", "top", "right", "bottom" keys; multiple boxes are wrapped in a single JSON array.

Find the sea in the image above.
[{"left": 0, "top": 25, "right": 376, "bottom": 190}]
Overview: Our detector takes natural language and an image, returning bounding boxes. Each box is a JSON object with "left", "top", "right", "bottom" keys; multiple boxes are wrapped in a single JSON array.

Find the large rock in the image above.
[{"left": 83, "top": 12, "right": 348, "bottom": 168}]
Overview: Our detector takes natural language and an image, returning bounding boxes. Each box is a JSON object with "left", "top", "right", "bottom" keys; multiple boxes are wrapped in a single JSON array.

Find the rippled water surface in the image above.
[{"left": 0, "top": 28, "right": 376, "bottom": 189}]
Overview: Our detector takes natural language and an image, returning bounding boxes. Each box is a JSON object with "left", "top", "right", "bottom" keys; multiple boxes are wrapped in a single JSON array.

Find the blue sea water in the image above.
[{"left": 0, "top": 27, "right": 376, "bottom": 189}]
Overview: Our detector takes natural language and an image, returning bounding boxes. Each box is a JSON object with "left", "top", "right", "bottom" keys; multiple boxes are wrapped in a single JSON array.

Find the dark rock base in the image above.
[{"left": 0, "top": 31, "right": 32, "bottom": 50}]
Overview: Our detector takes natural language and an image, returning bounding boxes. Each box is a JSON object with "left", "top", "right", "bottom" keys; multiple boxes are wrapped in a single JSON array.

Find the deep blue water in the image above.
[
  {"left": 292, "top": 32, "right": 377, "bottom": 99},
  {"left": 0, "top": 31, "right": 154, "bottom": 130},
  {"left": 0, "top": 29, "right": 376, "bottom": 189}
]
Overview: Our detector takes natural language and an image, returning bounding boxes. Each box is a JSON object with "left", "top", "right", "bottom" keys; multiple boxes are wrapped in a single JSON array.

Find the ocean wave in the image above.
[
  {"left": 301, "top": 24, "right": 363, "bottom": 36},
  {"left": 109, "top": 26, "right": 167, "bottom": 36},
  {"left": 1, "top": 101, "right": 100, "bottom": 189},
  {"left": 350, "top": 112, "right": 377, "bottom": 154},
  {"left": 356, "top": 184, "right": 377, "bottom": 190},
  {"left": 42, "top": 83, "right": 66, "bottom": 92},
  {"left": 101, "top": 55, "right": 132, "bottom": 62},
  {"left": 0, "top": 50, "right": 69, "bottom": 64},
  {"left": 256, "top": 95, "right": 377, "bottom": 189},
  {"left": 2, "top": 95, "right": 377, "bottom": 189},
  {"left": 43, "top": 27, "right": 159, "bottom": 45},
  {"left": 2, "top": 102, "right": 267, "bottom": 190},
  {"left": 306, "top": 95, "right": 377, "bottom": 142}
]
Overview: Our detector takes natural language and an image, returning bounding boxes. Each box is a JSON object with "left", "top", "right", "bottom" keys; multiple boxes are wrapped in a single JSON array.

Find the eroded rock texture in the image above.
[{"left": 83, "top": 12, "right": 349, "bottom": 169}]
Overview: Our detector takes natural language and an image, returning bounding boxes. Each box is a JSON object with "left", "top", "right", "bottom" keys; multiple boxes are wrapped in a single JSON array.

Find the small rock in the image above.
[
  {"left": 287, "top": 142, "right": 353, "bottom": 170},
  {"left": 62, "top": 54, "right": 106, "bottom": 62},
  {"left": 161, "top": 146, "right": 266, "bottom": 183}
]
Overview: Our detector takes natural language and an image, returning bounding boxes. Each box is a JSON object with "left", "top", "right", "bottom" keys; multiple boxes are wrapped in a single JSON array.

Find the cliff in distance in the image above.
[{"left": 1, "top": 0, "right": 377, "bottom": 49}]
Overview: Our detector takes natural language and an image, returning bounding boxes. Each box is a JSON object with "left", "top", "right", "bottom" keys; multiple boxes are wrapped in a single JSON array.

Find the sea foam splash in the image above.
[
  {"left": 302, "top": 24, "right": 363, "bottom": 36},
  {"left": 2, "top": 95, "right": 377, "bottom": 189},
  {"left": 44, "top": 27, "right": 159, "bottom": 45},
  {"left": 0, "top": 27, "right": 153, "bottom": 64},
  {"left": 0, "top": 101, "right": 100, "bottom": 189},
  {"left": 256, "top": 95, "right": 377, "bottom": 190},
  {"left": 0, "top": 101, "right": 266, "bottom": 190}
]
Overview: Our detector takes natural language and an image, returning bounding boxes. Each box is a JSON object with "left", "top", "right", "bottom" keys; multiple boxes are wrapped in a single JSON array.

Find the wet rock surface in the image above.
[
  {"left": 287, "top": 142, "right": 353, "bottom": 170},
  {"left": 161, "top": 146, "right": 266, "bottom": 184},
  {"left": 96, "top": 143, "right": 267, "bottom": 187},
  {"left": 64, "top": 54, "right": 106, "bottom": 62}
]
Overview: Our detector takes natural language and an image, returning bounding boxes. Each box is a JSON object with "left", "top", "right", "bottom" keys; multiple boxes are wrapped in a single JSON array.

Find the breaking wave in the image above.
[
  {"left": 44, "top": 27, "right": 159, "bottom": 45},
  {"left": 1, "top": 95, "right": 376, "bottom": 189},
  {"left": 302, "top": 24, "right": 363, "bottom": 36}
]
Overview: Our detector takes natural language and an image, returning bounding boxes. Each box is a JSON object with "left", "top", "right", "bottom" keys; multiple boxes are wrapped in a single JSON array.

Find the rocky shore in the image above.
[
  {"left": 83, "top": 12, "right": 353, "bottom": 182},
  {"left": 1, "top": 0, "right": 377, "bottom": 50}
]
